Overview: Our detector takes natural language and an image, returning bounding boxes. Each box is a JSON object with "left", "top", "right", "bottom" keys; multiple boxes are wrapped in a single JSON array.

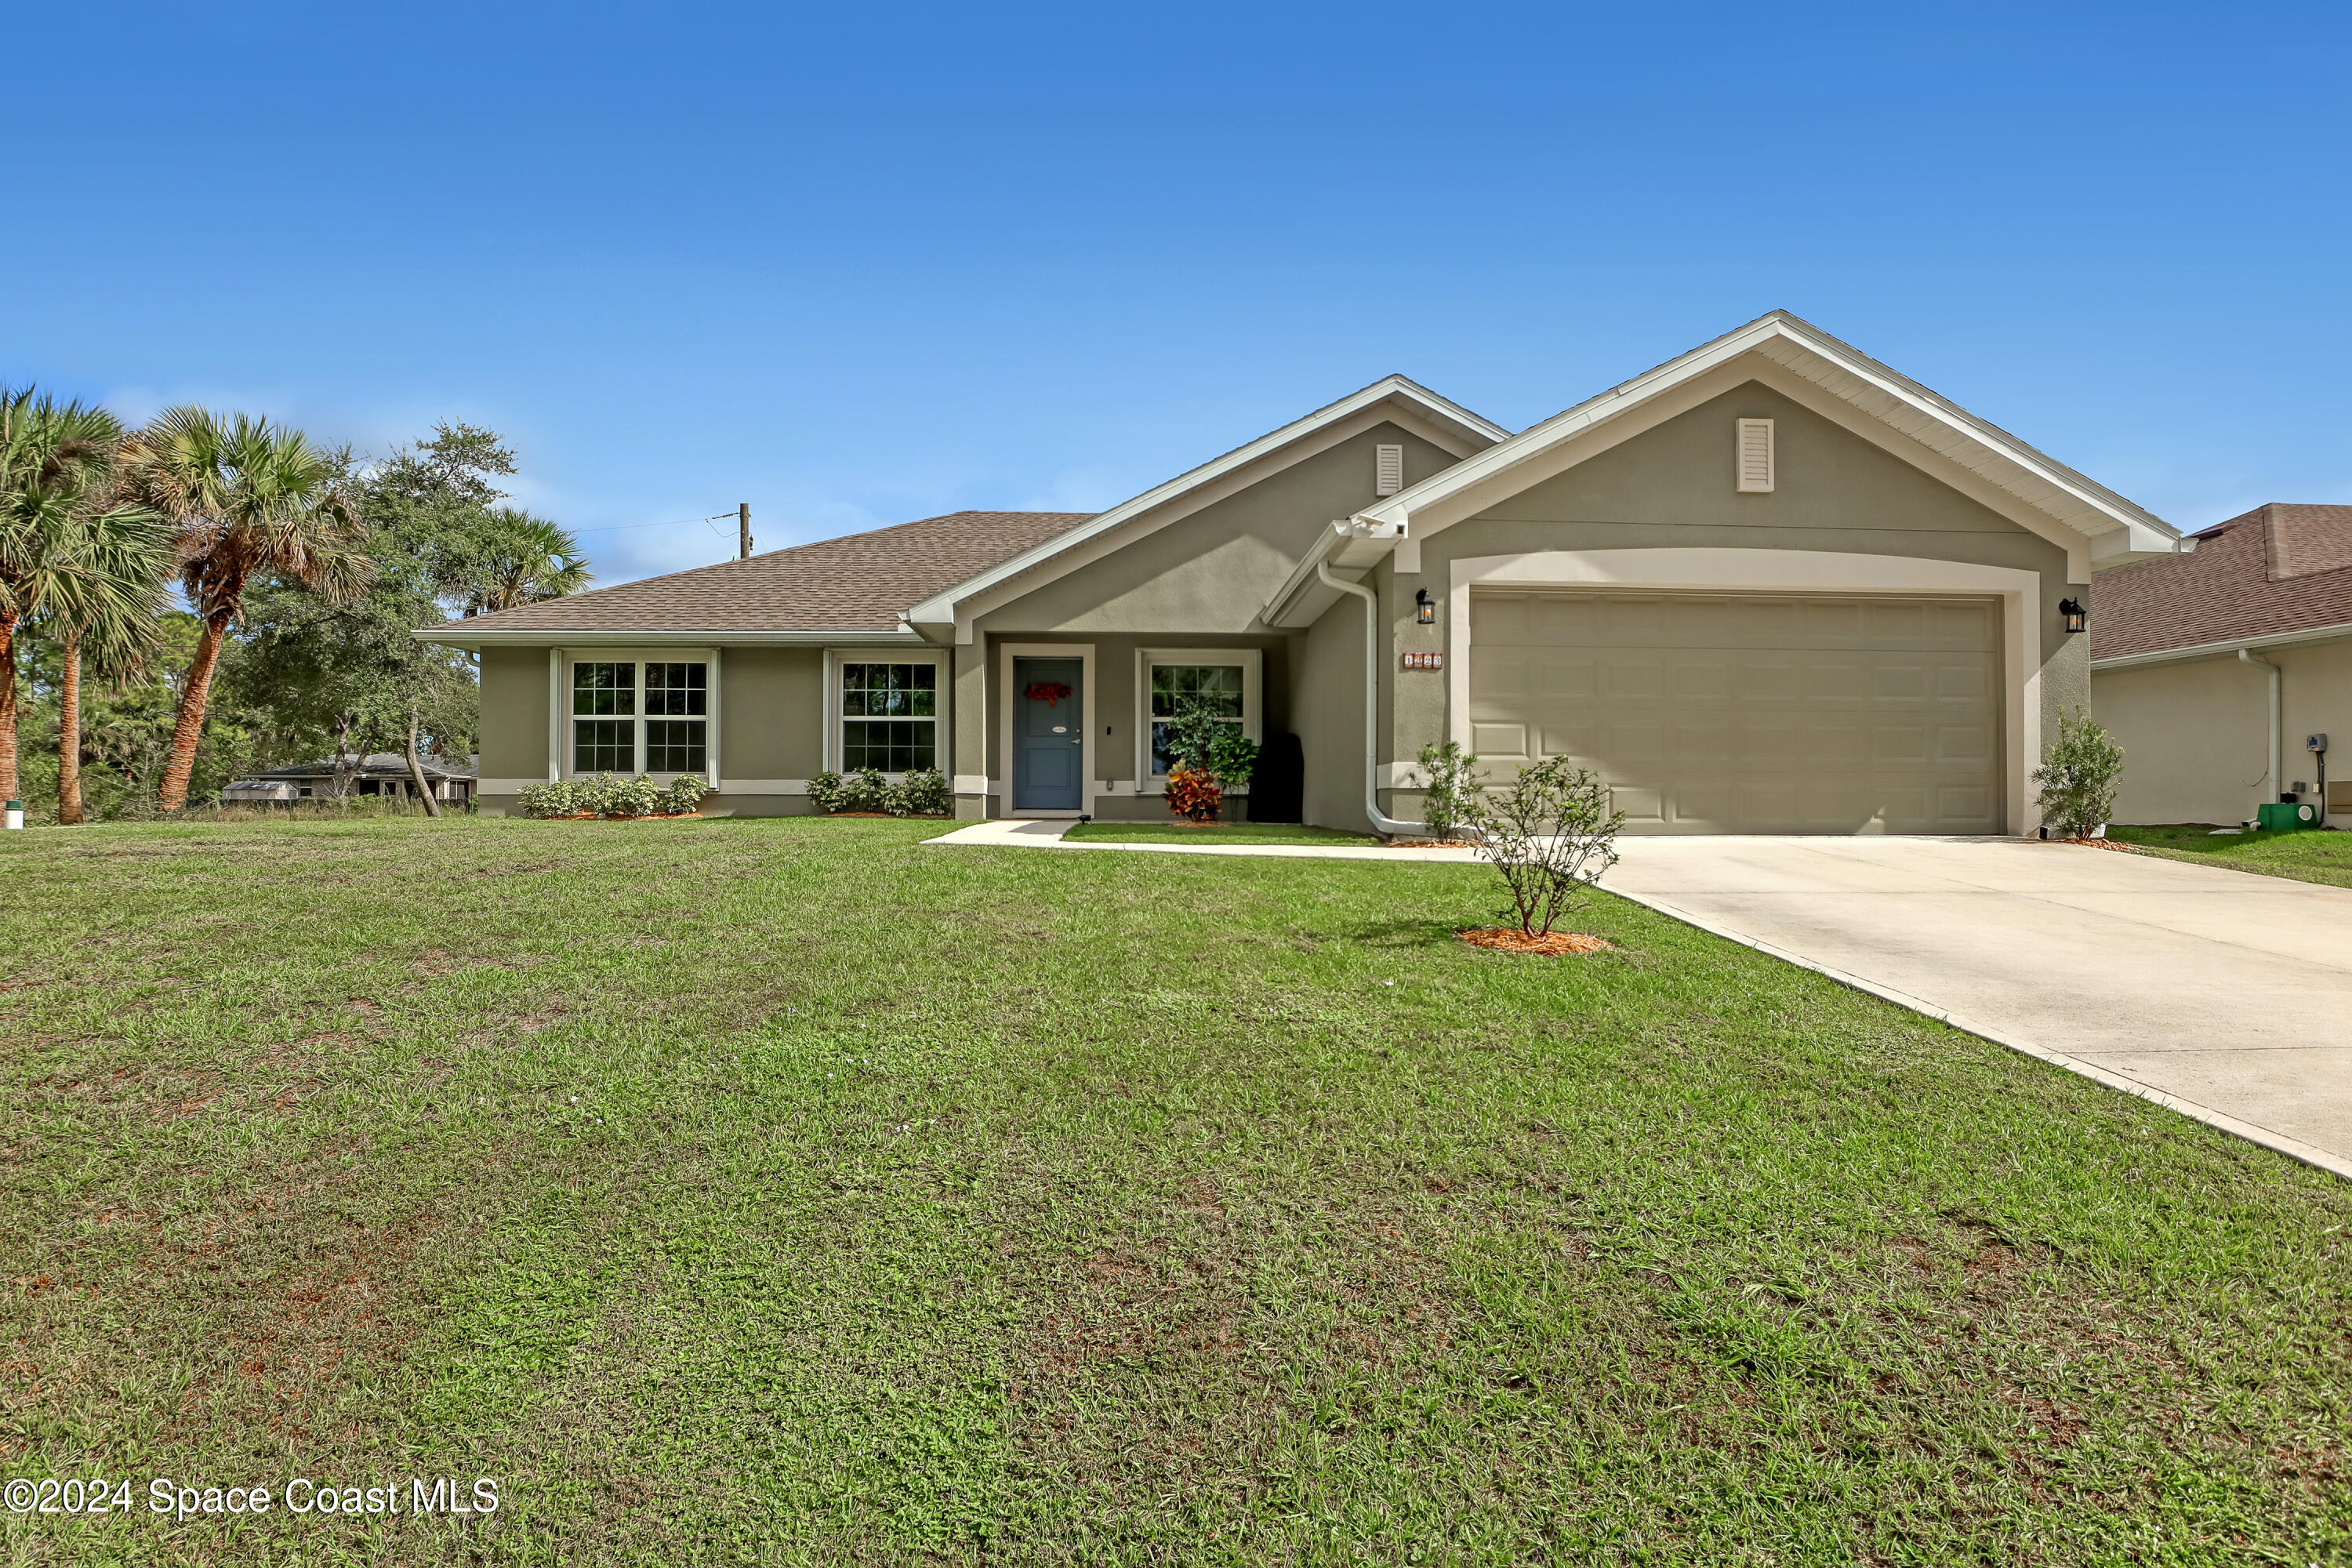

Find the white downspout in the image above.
[
  {"left": 1317, "top": 561, "right": 1428, "bottom": 840},
  {"left": 2240, "top": 646, "right": 2281, "bottom": 804}
]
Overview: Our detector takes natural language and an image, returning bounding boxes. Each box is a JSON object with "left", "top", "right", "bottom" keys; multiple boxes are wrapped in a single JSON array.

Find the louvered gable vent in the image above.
[
  {"left": 1735, "top": 419, "right": 1774, "bottom": 493},
  {"left": 1374, "top": 443, "right": 1405, "bottom": 496}
]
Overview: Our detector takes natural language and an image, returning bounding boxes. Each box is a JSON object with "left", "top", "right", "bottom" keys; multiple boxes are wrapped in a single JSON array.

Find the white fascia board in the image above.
[
  {"left": 1261, "top": 520, "right": 1392, "bottom": 629},
  {"left": 2090, "top": 619, "right": 2352, "bottom": 671},
  {"left": 412, "top": 626, "right": 924, "bottom": 648},
  {"left": 902, "top": 376, "right": 1506, "bottom": 630},
  {"left": 1353, "top": 310, "right": 2181, "bottom": 557}
]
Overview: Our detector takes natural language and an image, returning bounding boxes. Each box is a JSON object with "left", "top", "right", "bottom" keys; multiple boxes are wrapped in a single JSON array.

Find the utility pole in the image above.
[{"left": 738, "top": 503, "right": 753, "bottom": 561}]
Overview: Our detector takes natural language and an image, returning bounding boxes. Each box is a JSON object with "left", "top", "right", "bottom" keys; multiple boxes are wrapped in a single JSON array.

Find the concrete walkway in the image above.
[{"left": 927, "top": 821, "right": 2352, "bottom": 1178}]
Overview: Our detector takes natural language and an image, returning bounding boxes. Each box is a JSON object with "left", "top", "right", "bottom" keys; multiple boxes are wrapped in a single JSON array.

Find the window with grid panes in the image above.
[{"left": 840, "top": 662, "right": 937, "bottom": 772}]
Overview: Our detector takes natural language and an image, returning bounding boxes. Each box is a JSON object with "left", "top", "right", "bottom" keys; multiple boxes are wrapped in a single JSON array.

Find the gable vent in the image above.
[
  {"left": 1374, "top": 443, "right": 1405, "bottom": 496},
  {"left": 1735, "top": 419, "right": 1774, "bottom": 493}
]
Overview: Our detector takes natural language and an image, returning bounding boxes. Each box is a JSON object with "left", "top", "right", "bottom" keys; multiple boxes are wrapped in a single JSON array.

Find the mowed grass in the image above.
[
  {"left": 2107, "top": 822, "right": 2352, "bottom": 889},
  {"left": 1062, "top": 821, "right": 1381, "bottom": 846},
  {"left": 2, "top": 818, "right": 2347, "bottom": 1566}
]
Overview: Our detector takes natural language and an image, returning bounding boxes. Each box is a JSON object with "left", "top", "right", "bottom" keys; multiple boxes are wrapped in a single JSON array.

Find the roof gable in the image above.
[
  {"left": 1359, "top": 311, "right": 2181, "bottom": 567},
  {"left": 903, "top": 375, "right": 1507, "bottom": 638}
]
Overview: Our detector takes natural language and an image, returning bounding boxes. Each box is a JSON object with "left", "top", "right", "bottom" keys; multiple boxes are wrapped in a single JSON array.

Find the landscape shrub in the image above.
[
  {"left": 519, "top": 774, "right": 702, "bottom": 819},
  {"left": 1413, "top": 740, "right": 1482, "bottom": 841},
  {"left": 808, "top": 767, "right": 944, "bottom": 815},
  {"left": 1468, "top": 756, "right": 1624, "bottom": 936},
  {"left": 1164, "top": 763, "right": 1222, "bottom": 822},
  {"left": 517, "top": 779, "right": 585, "bottom": 818},
  {"left": 2034, "top": 710, "right": 2125, "bottom": 838},
  {"left": 1205, "top": 731, "right": 1259, "bottom": 790},
  {"left": 890, "top": 768, "right": 953, "bottom": 817}
]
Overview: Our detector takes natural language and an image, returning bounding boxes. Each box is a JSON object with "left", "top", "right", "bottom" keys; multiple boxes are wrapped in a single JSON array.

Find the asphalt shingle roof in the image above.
[
  {"left": 2093, "top": 504, "right": 2352, "bottom": 660},
  {"left": 435, "top": 510, "right": 1094, "bottom": 635}
]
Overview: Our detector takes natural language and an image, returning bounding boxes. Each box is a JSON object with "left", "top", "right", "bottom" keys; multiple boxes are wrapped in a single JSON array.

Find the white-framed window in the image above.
[
  {"left": 1137, "top": 648, "right": 1263, "bottom": 783},
  {"left": 831, "top": 655, "right": 946, "bottom": 775},
  {"left": 567, "top": 657, "right": 710, "bottom": 776}
]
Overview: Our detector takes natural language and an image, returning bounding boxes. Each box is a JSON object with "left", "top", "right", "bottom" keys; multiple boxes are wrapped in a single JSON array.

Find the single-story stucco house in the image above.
[
  {"left": 2091, "top": 504, "right": 2351, "bottom": 827},
  {"left": 417, "top": 311, "right": 2188, "bottom": 835},
  {"left": 223, "top": 753, "right": 478, "bottom": 804}
]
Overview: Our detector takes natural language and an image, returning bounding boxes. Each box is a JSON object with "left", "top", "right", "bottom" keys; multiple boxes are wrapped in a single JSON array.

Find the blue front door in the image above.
[{"left": 1014, "top": 657, "right": 1083, "bottom": 811}]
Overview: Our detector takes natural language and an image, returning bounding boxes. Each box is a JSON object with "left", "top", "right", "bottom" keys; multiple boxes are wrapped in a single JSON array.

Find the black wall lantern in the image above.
[
  {"left": 1415, "top": 587, "right": 1436, "bottom": 625},
  {"left": 2060, "top": 597, "right": 2087, "bottom": 635}
]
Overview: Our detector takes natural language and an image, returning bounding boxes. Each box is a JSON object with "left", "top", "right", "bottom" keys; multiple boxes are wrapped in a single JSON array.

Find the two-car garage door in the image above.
[{"left": 1468, "top": 590, "right": 2003, "bottom": 834}]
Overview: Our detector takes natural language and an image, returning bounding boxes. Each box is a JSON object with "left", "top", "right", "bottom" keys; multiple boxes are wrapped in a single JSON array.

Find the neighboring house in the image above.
[
  {"left": 223, "top": 753, "right": 478, "bottom": 805},
  {"left": 2092, "top": 505, "right": 2352, "bottom": 826},
  {"left": 418, "top": 311, "right": 2184, "bottom": 835}
]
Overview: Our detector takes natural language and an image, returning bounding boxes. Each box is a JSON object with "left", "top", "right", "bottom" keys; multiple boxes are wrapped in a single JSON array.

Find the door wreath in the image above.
[{"left": 1023, "top": 681, "right": 1073, "bottom": 706}]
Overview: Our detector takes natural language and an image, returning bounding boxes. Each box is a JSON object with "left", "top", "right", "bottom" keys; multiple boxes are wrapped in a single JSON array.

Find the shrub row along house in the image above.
[{"left": 419, "top": 311, "right": 2193, "bottom": 834}]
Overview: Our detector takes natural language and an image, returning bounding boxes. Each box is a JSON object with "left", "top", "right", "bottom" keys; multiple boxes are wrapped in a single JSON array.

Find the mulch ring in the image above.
[
  {"left": 541, "top": 811, "right": 702, "bottom": 822},
  {"left": 2050, "top": 835, "right": 2136, "bottom": 853},
  {"left": 1457, "top": 927, "right": 1614, "bottom": 957},
  {"left": 1390, "top": 837, "right": 1479, "bottom": 849}
]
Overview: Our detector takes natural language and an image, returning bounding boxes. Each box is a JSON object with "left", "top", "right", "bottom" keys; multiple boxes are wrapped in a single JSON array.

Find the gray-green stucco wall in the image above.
[
  {"left": 474, "top": 643, "right": 832, "bottom": 817},
  {"left": 476, "top": 648, "right": 550, "bottom": 814}
]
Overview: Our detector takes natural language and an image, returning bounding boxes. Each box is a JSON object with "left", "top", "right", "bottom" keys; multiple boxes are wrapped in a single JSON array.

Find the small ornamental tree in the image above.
[
  {"left": 2034, "top": 710, "right": 2125, "bottom": 839},
  {"left": 1468, "top": 757, "right": 1624, "bottom": 937},
  {"left": 1413, "top": 740, "right": 1481, "bottom": 841}
]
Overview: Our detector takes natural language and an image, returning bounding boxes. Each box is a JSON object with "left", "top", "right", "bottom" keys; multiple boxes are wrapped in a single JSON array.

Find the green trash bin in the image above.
[{"left": 2256, "top": 801, "right": 2319, "bottom": 832}]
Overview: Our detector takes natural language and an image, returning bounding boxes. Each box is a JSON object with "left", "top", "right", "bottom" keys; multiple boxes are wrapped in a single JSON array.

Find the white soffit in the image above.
[
  {"left": 902, "top": 374, "right": 1508, "bottom": 632},
  {"left": 1358, "top": 310, "right": 2181, "bottom": 563}
]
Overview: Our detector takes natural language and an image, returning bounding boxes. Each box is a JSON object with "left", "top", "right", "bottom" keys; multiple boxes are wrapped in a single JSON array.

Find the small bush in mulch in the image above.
[
  {"left": 2054, "top": 835, "right": 2136, "bottom": 853},
  {"left": 1456, "top": 927, "right": 1614, "bottom": 956}
]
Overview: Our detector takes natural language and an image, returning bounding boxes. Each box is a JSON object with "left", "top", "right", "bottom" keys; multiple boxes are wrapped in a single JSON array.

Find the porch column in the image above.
[{"left": 952, "top": 637, "right": 989, "bottom": 818}]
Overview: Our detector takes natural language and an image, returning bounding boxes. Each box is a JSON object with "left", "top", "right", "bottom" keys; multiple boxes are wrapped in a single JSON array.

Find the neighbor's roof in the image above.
[
  {"left": 249, "top": 753, "right": 478, "bottom": 780},
  {"left": 419, "top": 510, "right": 1093, "bottom": 642},
  {"left": 2092, "top": 504, "right": 2352, "bottom": 662}
]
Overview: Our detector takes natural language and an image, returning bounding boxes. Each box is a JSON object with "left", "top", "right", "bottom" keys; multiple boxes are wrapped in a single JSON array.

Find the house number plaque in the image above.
[{"left": 1401, "top": 652, "right": 1443, "bottom": 670}]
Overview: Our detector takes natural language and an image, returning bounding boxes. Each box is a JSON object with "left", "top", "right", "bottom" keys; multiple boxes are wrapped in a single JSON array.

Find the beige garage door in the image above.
[{"left": 1468, "top": 590, "right": 2003, "bottom": 834}]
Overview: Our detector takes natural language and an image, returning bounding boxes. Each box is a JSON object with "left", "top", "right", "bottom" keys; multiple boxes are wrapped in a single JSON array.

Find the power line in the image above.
[{"left": 572, "top": 512, "right": 742, "bottom": 536}]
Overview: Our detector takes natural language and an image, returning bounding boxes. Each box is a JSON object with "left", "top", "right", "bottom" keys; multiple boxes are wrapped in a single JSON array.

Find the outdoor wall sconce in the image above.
[
  {"left": 1415, "top": 587, "right": 1436, "bottom": 625},
  {"left": 2060, "top": 597, "right": 2087, "bottom": 634}
]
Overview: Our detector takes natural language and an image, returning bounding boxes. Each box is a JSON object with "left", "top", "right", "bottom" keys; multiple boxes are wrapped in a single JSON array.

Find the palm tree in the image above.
[
  {"left": 48, "top": 503, "right": 175, "bottom": 823},
  {"left": 0, "top": 389, "right": 165, "bottom": 810},
  {"left": 125, "top": 407, "right": 372, "bottom": 811},
  {"left": 466, "top": 506, "right": 590, "bottom": 615}
]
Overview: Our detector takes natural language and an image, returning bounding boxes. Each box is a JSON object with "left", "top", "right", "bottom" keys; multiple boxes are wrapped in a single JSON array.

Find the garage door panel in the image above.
[{"left": 1469, "top": 590, "right": 2002, "bottom": 835}]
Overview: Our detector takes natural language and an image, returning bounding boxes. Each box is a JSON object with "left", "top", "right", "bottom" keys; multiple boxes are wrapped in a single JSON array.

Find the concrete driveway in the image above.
[{"left": 1603, "top": 837, "right": 2352, "bottom": 1178}]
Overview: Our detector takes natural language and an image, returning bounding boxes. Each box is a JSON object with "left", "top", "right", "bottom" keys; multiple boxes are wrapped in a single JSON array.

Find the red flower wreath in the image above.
[{"left": 1023, "top": 681, "right": 1073, "bottom": 706}]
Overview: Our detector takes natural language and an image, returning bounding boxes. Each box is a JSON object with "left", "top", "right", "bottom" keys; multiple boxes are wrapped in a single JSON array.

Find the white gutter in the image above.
[
  {"left": 413, "top": 627, "right": 925, "bottom": 648},
  {"left": 1315, "top": 561, "right": 1428, "bottom": 840},
  {"left": 2089, "top": 617, "right": 2352, "bottom": 671},
  {"left": 2240, "top": 648, "right": 2282, "bottom": 804}
]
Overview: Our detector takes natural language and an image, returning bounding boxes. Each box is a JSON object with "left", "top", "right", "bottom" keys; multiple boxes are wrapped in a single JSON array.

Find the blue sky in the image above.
[{"left": 7, "top": 2, "right": 2349, "bottom": 586}]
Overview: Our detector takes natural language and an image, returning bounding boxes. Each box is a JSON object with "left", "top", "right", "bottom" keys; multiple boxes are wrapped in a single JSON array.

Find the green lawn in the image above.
[
  {"left": 2107, "top": 822, "right": 2352, "bottom": 890},
  {"left": 1063, "top": 819, "right": 1381, "bottom": 846},
  {"left": 2, "top": 818, "right": 2347, "bottom": 1565}
]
